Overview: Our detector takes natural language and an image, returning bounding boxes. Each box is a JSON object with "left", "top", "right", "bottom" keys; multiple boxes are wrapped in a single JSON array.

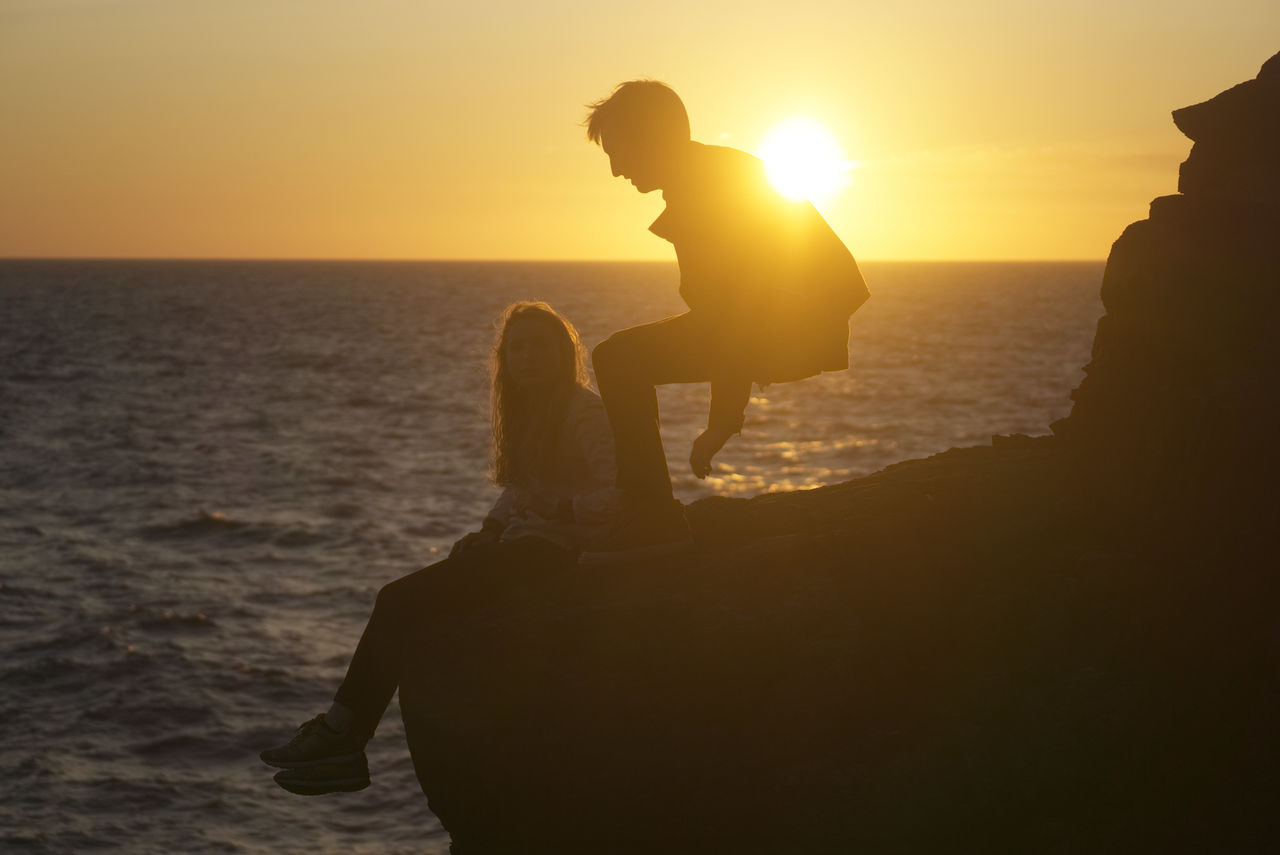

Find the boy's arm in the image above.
[{"left": 691, "top": 377, "right": 751, "bottom": 479}]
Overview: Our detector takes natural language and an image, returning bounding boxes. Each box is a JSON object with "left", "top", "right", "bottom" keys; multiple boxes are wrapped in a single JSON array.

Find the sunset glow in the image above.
[
  {"left": 756, "top": 116, "right": 856, "bottom": 203},
  {"left": 0, "top": 1, "right": 1276, "bottom": 260}
]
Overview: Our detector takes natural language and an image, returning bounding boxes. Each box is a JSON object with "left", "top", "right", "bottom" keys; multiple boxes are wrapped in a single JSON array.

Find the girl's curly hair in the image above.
[{"left": 489, "top": 301, "right": 590, "bottom": 487}]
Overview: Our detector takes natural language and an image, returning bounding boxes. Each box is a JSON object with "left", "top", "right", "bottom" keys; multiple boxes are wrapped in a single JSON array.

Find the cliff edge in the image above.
[{"left": 400, "top": 55, "right": 1280, "bottom": 853}]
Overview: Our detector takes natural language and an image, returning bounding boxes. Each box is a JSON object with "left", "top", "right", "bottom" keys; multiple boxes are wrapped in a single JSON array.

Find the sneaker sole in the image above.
[
  {"left": 273, "top": 771, "right": 371, "bottom": 796},
  {"left": 260, "top": 750, "right": 365, "bottom": 770},
  {"left": 577, "top": 535, "right": 696, "bottom": 568}
]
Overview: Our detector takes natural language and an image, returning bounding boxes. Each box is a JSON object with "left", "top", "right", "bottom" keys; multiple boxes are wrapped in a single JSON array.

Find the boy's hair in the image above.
[{"left": 584, "top": 80, "right": 691, "bottom": 146}]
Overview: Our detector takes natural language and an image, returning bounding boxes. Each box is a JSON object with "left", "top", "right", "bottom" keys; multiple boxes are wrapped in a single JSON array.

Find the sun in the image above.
[{"left": 755, "top": 116, "right": 855, "bottom": 204}]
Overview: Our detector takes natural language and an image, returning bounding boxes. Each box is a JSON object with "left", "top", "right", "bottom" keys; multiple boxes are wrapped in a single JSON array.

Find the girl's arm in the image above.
[
  {"left": 484, "top": 486, "right": 519, "bottom": 530},
  {"left": 564, "top": 392, "right": 622, "bottom": 524},
  {"left": 450, "top": 486, "right": 517, "bottom": 557}
]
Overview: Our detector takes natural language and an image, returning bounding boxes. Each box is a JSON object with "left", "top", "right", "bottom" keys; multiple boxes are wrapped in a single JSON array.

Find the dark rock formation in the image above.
[
  {"left": 400, "top": 55, "right": 1280, "bottom": 853},
  {"left": 1054, "top": 51, "right": 1280, "bottom": 532},
  {"left": 1171, "top": 51, "right": 1280, "bottom": 205}
]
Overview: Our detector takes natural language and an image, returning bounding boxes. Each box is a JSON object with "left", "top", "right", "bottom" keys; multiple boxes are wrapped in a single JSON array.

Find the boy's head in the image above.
[{"left": 585, "top": 80, "right": 690, "bottom": 193}]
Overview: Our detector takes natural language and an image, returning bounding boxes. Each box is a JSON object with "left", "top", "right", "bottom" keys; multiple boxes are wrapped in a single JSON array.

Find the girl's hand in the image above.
[{"left": 449, "top": 527, "right": 499, "bottom": 557}]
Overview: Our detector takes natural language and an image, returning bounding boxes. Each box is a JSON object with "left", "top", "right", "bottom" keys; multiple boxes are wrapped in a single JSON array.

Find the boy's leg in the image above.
[{"left": 591, "top": 312, "right": 724, "bottom": 506}]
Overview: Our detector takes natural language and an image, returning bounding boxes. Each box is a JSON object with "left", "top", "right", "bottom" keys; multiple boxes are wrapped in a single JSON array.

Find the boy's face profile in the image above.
[{"left": 601, "top": 128, "right": 664, "bottom": 194}]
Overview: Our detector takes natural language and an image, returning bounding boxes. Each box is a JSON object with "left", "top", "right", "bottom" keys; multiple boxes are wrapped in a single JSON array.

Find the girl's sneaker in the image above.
[
  {"left": 272, "top": 755, "right": 371, "bottom": 796},
  {"left": 259, "top": 715, "right": 365, "bottom": 769}
]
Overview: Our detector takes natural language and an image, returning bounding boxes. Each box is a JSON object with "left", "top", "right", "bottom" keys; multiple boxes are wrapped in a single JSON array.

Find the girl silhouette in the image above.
[{"left": 260, "top": 302, "right": 618, "bottom": 795}]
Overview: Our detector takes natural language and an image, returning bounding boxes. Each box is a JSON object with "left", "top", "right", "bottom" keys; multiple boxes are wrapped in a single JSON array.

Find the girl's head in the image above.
[{"left": 490, "top": 302, "right": 589, "bottom": 486}]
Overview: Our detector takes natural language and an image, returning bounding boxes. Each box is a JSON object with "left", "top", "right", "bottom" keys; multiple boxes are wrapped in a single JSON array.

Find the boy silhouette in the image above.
[{"left": 585, "top": 80, "right": 868, "bottom": 557}]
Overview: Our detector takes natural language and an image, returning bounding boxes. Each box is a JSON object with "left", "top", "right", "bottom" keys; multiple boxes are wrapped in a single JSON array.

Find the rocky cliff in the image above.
[
  {"left": 1054, "top": 51, "right": 1280, "bottom": 529},
  {"left": 400, "top": 55, "right": 1280, "bottom": 853}
]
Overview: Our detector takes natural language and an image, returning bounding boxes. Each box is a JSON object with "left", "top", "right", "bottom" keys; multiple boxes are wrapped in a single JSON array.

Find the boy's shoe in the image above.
[
  {"left": 579, "top": 500, "right": 695, "bottom": 567},
  {"left": 273, "top": 755, "right": 371, "bottom": 796},
  {"left": 259, "top": 714, "right": 365, "bottom": 770}
]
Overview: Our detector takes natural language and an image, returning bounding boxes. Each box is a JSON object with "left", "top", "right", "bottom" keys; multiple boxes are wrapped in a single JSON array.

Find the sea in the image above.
[{"left": 0, "top": 259, "right": 1103, "bottom": 854}]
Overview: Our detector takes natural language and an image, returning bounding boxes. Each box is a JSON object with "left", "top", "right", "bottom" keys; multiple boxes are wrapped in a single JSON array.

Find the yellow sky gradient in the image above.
[{"left": 1, "top": 0, "right": 1276, "bottom": 260}]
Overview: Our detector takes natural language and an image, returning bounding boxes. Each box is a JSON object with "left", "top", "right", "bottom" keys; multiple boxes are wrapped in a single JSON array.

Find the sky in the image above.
[{"left": 1, "top": 0, "right": 1276, "bottom": 261}]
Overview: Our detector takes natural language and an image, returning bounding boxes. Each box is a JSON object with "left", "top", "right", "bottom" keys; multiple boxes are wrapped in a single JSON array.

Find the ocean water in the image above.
[{"left": 0, "top": 259, "right": 1103, "bottom": 853}]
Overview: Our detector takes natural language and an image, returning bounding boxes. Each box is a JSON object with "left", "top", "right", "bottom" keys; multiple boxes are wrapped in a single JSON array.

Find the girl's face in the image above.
[{"left": 503, "top": 317, "right": 565, "bottom": 390}]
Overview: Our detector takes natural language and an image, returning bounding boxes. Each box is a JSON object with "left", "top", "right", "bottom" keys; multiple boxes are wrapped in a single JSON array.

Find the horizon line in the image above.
[{"left": 0, "top": 255, "right": 1108, "bottom": 264}]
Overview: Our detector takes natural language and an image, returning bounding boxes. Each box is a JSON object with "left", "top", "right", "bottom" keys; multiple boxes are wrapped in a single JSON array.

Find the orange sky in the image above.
[{"left": 1, "top": 1, "right": 1276, "bottom": 260}]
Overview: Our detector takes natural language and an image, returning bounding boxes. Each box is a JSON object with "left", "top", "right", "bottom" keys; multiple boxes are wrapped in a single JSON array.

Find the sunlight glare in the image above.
[{"left": 756, "top": 116, "right": 856, "bottom": 203}]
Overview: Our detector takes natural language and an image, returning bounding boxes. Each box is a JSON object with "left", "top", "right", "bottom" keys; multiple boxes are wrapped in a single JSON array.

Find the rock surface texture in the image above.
[{"left": 400, "top": 55, "right": 1280, "bottom": 854}]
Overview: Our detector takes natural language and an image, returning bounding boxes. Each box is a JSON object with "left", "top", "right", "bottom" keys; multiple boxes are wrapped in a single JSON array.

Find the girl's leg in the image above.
[
  {"left": 261, "top": 536, "right": 573, "bottom": 794},
  {"left": 332, "top": 537, "right": 574, "bottom": 742}
]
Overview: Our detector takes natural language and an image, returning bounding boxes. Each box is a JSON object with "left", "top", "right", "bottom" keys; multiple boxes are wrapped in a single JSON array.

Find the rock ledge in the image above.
[{"left": 401, "top": 54, "right": 1280, "bottom": 853}]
